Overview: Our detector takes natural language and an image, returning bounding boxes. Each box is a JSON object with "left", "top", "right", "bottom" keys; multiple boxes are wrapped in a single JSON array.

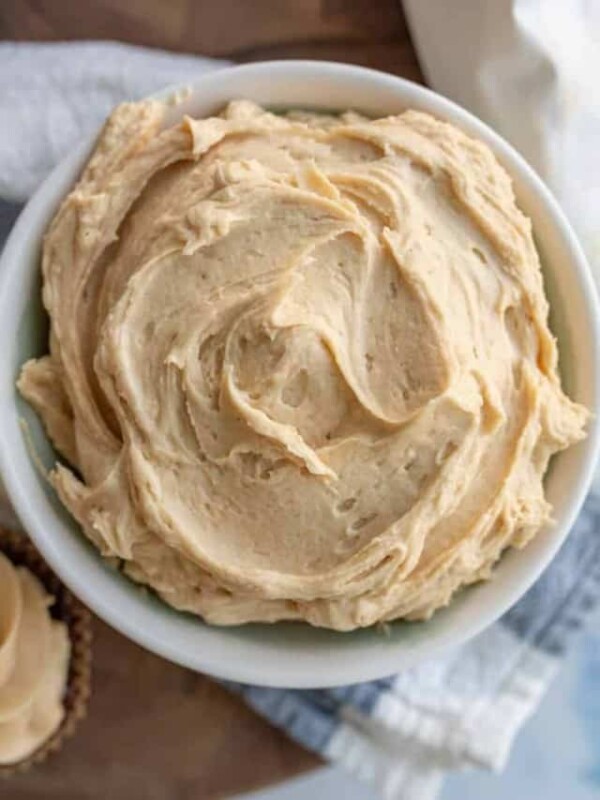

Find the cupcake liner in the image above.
[{"left": 0, "top": 527, "right": 92, "bottom": 777}]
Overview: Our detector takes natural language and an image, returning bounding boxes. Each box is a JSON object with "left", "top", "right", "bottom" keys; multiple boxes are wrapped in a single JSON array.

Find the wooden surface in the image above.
[
  {"left": 2, "top": 619, "right": 318, "bottom": 800},
  {"left": 1, "top": 0, "right": 423, "bottom": 81},
  {"left": 0, "top": 3, "right": 422, "bottom": 798}
]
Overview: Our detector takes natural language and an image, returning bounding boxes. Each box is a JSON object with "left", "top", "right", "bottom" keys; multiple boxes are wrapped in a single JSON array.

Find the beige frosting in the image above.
[
  {"left": 0, "top": 552, "right": 70, "bottom": 764},
  {"left": 18, "top": 100, "right": 588, "bottom": 630}
]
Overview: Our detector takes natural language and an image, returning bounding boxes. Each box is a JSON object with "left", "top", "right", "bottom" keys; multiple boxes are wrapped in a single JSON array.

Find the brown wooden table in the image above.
[{"left": 0, "top": 3, "right": 423, "bottom": 797}]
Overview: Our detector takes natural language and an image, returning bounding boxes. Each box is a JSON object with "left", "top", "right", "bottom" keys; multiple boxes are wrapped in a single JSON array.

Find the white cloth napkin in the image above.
[
  {"left": 0, "top": 41, "right": 227, "bottom": 202},
  {"left": 403, "top": 0, "right": 600, "bottom": 289},
  {"left": 0, "top": 9, "right": 599, "bottom": 796}
]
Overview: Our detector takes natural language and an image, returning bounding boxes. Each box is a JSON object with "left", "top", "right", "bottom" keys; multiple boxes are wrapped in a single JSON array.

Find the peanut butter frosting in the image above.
[
  {"left": 0, "top": 552, "right": 70, "bottom": 764},
  {"left": 18, "top": 99, "right": 588, "bottom": 630}
]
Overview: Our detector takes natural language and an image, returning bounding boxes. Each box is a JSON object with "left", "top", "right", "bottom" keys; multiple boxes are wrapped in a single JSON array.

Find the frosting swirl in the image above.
[
  {"left": 0, "top": 552, "right": 70, "bottom": 764},
  {"left": 19, "top": 100, "right": 588, "bottom": 629}
]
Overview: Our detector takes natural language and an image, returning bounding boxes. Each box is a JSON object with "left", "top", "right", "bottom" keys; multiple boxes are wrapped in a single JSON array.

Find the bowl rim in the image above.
[{"left": 1, "top": 59, "right": 599, "bottom": 688}]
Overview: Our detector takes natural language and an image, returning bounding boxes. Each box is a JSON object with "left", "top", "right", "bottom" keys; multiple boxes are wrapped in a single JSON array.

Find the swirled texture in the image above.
[
  {"left": 19, "top": 100, "right": 588, "bottom": 630},
  {"left": 0, "top": 552, "right": 70, "bottom": 764}
]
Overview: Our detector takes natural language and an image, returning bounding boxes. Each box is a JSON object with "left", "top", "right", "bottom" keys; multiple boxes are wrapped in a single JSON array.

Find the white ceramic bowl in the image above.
[{"left": 0, "top": 61, "right": 598, "bottom": 688}]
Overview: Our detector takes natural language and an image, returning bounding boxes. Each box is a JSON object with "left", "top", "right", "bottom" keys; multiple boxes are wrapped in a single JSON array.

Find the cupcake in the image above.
[{"left": 0, "top": 528, "right": 91, "bottom": 775}]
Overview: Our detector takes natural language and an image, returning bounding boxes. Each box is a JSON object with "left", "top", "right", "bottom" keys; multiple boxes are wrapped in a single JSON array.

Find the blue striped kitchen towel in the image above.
[{"left": 229, "top": 490, "right": 600, "bottom": 798}]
